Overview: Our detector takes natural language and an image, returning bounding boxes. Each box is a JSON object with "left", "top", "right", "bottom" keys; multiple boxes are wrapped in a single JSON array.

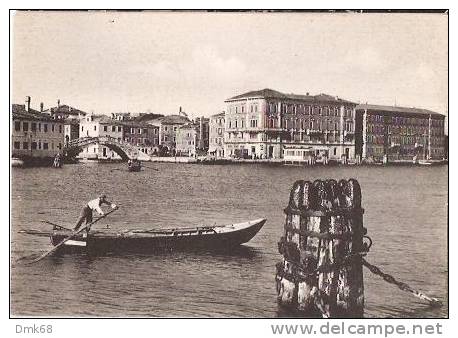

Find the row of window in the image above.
[
  {"left": 228, "top": 119, "right": 261, "bottom": 129},
  {"left": 229, "top": 105, "right": 259, "bottom": 114},
  {"left": 163, "top": 126, "right": 178, "bottom": 132},
  {"left": 125, "top": 127, "right": 156, "bottom": 135},
  {"left": 368, "top": 124, "right": 444, "bottom": 136},
  {"left": 14, "top": 121, "right": 62, "bottom": 133},
  {"left": 212, "top": 117, "right": 224, "bottom": 125},
  {"left": 210, "top": 127, "right": 224, "bottom": 135},
  {"left": 103, "top": 125, "right": 122, "bottom": 133},
  {"left": 369, "top": 115, "right": 444, "bottom": 127},
  {"left": 82, "top": 125, "right": 123, "bottom": 133},
  {"left": 211, "top": 137, "right": 223, "bottom": 145},
  {"left": 162, "top": 136, "right": 177, "bottom": 142},
  {"left": 13, "top": 141, "right": 62, "bottom": 150},
  {"left": 80, "top": 124, "right": 159, "bottom": 134},
  {"left": 265, "top": 118, "right": 353, "bottom": 132},
  {"left": 266, "top": 104, "right": 353, "bottom": 118},
  {"left": 124, "top": 137, "right": 158, "bottom": 145}
]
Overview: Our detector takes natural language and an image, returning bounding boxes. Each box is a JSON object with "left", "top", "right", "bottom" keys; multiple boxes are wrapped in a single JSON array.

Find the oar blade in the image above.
[{"left": 27, "top": 207, "right": 119, "bottom": 264}]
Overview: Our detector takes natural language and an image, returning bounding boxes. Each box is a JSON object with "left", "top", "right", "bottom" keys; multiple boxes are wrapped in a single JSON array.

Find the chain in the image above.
[
  {"left": 278, "top": 251, "right": 368, "bottom": 284},
  {"left": 362, "top": 258, "right": 443, "bottom": 307},
  {"left": 311, "top": 287, "right": 330, "bottom": 318}
]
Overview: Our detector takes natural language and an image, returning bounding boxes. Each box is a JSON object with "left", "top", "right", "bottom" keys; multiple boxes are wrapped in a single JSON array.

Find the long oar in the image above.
[
  {"left": 142, "top": 165, "right": 159, "bottom": 171},
  {"left": 28, "top": 207, "right": 119, "bottom": 264},
  {"left": 41, "top": 220, "right": 72, "bottom": 231}
]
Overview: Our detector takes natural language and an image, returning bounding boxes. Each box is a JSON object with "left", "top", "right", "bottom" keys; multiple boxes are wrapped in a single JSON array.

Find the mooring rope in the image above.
[{"left": 362, "top": 258, "right": 443, "bottom": 307}]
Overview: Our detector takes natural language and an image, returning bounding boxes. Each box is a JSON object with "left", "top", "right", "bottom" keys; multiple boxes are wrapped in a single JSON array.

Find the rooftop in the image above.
[
  {"left": 356, "top": 104, "right": 444, "bottom": 118},
  {"left": 210, "top": 112, "right": 225, "bottom": 118},
  {"left": 226, "top": 88, "right": 354, "bottom": 104},
  {"left": 46, "top": 104, "right": 87, "bottom": 117},
  {"left": 12, "top": 104, "right": 61, "bottom": 122},
  {"left": 121, "top": 120, "right": 159, "bottom": 128},
  {"left": 133, "top": 113, "right": 165, "bottom": 122},
  {"left": 85, "top": 114, "right": 124, "bottom": 125},
  {"left": 160, "top": 114, "right": 191, "bottom": 125}
]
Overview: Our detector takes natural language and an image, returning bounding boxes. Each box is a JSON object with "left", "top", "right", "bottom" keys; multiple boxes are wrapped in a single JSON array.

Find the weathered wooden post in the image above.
[{"left": 276, "top": 178, "right": 367, "bottom": 318}]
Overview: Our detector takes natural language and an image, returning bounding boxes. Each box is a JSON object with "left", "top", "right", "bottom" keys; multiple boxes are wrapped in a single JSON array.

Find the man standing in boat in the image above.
[{"left": 74, "top": 194, "right": 117, "bottom": 231}]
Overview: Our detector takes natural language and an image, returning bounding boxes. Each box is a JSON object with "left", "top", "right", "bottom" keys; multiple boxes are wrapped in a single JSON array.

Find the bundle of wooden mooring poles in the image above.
[{"left": 276, "top": 178, "right": 369, "bottom": 318}]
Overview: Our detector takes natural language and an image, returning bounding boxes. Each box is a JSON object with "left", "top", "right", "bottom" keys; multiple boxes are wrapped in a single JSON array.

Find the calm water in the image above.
[{"left": 10, "top": 163, "right": 448, "bottom": 318}]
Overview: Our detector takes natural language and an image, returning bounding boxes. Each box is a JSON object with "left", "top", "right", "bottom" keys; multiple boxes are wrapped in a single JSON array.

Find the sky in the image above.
[{"left": 11, "top": 11, "right": 448, "bottom": 119}]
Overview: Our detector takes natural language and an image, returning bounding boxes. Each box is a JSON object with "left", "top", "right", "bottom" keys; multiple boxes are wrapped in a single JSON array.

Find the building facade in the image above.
[
  {"left": 42, "top": 101, "right": 87, "bottom": 145},
  {"left": 175, "top": 123, "right": 198, "bottom": 157},
  {"left": 64, "top": 119, "right": 80, "bottom": 145},
  {"left": 12, "top": 97, "right": 65, "bottom": 160},
  {"left": 158, "top": 114, "right": 191, "bottom": 155},
  {"left": 224, "top": 88, "right": 356, "bottom": 162},
  {"left": 175, "top": 118, "right": 209, "bottom": 157},
  {"left": 355, "top": 104, "right": 446, "bottom": 162},
  {"left": 78, "top": 113, "right": 124, "bottom": 160},
  {"left": 122, "top": 121, "right": 160, "bottom": 156},
  {"left": 208, "top": 112, "right": 225, "bottom": 158}
]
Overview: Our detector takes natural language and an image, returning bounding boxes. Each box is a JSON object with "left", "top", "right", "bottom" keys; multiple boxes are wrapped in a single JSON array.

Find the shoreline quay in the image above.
[{"left": 12, "top": 156, "right": 448, "bottom": 167}]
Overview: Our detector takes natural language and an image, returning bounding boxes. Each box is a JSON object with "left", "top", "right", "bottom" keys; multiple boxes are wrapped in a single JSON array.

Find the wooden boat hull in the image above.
[
  {"left": 127, "top": 165, "right": 141, "bottom": 172},
  {"left": 47, "top": 218, "right": 266, "bottom": 254}
]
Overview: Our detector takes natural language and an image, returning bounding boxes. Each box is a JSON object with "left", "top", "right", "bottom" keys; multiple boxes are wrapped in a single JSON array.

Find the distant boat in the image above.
[
  {"left": 19, "top": 218, "right": 266, "bottom": 254},
  {"left": 127, "top": 159, "right": 142, "bottom": 172},
  {"left": 418, "top": 159, "right": 448, "bottom": 166},
  {"left": 11, "top": 157, "right": 24, "bottom": 167}
]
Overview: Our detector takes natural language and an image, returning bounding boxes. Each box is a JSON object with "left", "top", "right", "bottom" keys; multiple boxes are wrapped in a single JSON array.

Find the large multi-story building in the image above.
[
  {"left": 224, "top": 88, "right": 356, "bottom": 162},
  {"left": 208, "top": 112, "right": 225, "bottom": 158},
  {"left": 12, "top": 96, "right": 65, "bottom": 162},
  {"left": 355, "top": 104, "right": 446, "bottom": 162}
]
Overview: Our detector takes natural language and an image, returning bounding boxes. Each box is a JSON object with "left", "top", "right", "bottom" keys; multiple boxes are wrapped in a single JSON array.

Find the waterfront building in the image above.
[
  {"left": 208, "top": 112, "right": 225, "bottom": 158},
  {"left": 158, "top": 114, "right": 191, "bottom": 155},
  {"left": 122, "top": 121, "right": 160, "bottom": 156},
  {"left": 355, "top": 104, "right": 446, "bottom": 162},
  {"left": 175, "top": 117, "right": 209, "bottom": 157},
  {"left": 12, "top": 96, "right": 65, "bottom": 162},
  {"left": 42, "top": 100, "right": 87, "bottom": 145},
  {"left": 224, "top": 88, "right": 357, "bottom": 162},
  {"left": 176, "top": 123, "right": 199, "bottom": 157},
  {"left": 78, "top": 113, "right": 124, "bottom": 160}
]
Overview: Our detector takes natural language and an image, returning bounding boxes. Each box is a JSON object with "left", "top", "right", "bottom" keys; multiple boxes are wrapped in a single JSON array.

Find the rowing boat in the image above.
[
  {"left": 127, "top": 160, "right": 142, "bottom": 172},
  {"left": 19, "top": 218, "right": 266, "bottom": 254}
]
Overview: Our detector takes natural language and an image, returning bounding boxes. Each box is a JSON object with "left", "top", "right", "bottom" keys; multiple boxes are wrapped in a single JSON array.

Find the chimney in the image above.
[
  {"left": 57, "top": 99, "right": 61, "bottom": 107},
  {"left": 40, "top": 102, "right": 44, "bottom": 112},
  {"left": 179, "top": 106, "right": 182, "bottom": 115},
  {"left": 25, "top": 96, "right": 31, "bottom": 112}
]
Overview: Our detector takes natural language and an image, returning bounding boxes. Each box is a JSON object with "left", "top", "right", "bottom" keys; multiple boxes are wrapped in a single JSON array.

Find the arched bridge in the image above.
[{"left": 65, "top": 136, "right": 151, "bottom": 161}]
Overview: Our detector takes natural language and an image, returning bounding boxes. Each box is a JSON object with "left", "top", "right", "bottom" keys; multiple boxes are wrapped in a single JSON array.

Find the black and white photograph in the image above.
[{"left": 8, "top": 8, "right": 448, "bottom": 325}]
